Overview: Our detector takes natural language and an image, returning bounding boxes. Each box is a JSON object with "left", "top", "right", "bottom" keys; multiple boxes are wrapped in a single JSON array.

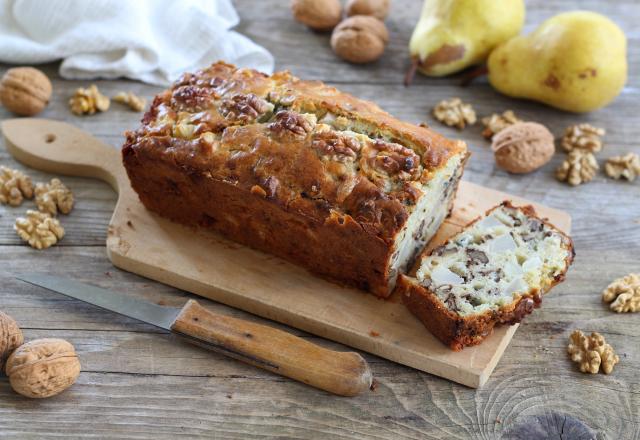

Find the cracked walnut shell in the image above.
[
  {"left": 113, "top": 91, "right": 146, "bottom": 112},
  {"left": 567, "top": 330, "right": 619, "bottom": 374},
  {"left": 5, "top": 338, "right": 81, "bottom": 399},
  {"left": 14, "top": 210, "right": 65, "bottom": 250},
  {"left": 69, "top": 84, "right": 110, "bottom": 115},
  {"left": 491, "top": 122, "right": 555, "bottom": 174},
  {"left": 555, "top": 150, "right": 599, "bottom": 186},
  {"left": 0, "top": 166, "right": 34, "bottom": 207},
  {"left": 481, "top": 110, "right": 522, "bottom": 139},
  {"left": 561, "top": 124, "right": 605, "bottom": 153},
  {"left": 331, "top": 15, "right": 389, "bottom": 64},
  {"left": 432, "top": 98, "right": 476, "bottom": 130},
  {"left": 0, "top": 311, "right": 24, "bottom": 372},
  {"left": 605, "top": 152, "right": 640, "bottom": 182},
  {"left": 291, "top": 0, "right": 342, "bottom": 31},
  {"left": 602, "top": 273, "right": 640, "bottom": 313},
  {"left": 35, "top": 178, "right": 74, "bottom": 216},
  {"left": 0, "top": 67, "right": 52, "bottom": 116}
]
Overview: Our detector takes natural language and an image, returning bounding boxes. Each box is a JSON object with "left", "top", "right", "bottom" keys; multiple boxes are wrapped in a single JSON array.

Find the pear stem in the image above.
[
  {"left": 404, "top": 58, "right": 419, "bottom": 87},
  {"left": 460, "top": 65, "right": 488, "bottom": 87}
]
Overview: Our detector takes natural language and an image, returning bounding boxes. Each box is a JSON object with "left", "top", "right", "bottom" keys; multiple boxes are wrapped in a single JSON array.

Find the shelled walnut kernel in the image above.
[
  {"left": 561, "top": 124, "right": 605, "bottom": 153},
  {"left": 432, "top": 98, "right": 476, "bottom": 129},
  {"left": 555, "top": 150, "right": 599, "bottom": 186},
  {"left": 35, "top": 178, "right": 74, "bottom": 216},
  {"left": 602, "top": 273, "right": 640, "bottom": 313},
  {"left": 5, "top": 338, "right": 81, "bottom": 399},
  {"left": 604, "top": 152, "right": 640, "bottom": 182},
  {"left": 14, "top": 210, "right": 65, "bottom": 250},
  {"left": 567, "top": 330, "right": 619, "bottom": 374},
  {"left": 113, "top": 91, "right": 146, "bottom": 112},
  {"left": 0, "top": 166, "right": 34, "bottom": 206},
  {"left": 481, "top": 110, "right": 522, "bottom": 139},
  {"left": 69, "top": 85, "right": 110, "bottom": 115}
]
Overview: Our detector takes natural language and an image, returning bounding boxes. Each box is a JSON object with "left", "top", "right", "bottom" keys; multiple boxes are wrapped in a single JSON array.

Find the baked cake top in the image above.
[{"left": 124, "top": 62, "right": 467, "bottom": 240}]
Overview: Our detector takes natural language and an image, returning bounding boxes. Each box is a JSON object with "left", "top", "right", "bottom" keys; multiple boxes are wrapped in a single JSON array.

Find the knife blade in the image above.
[{"left": 17, "top": 273, "right": 372, "bottom": 397}]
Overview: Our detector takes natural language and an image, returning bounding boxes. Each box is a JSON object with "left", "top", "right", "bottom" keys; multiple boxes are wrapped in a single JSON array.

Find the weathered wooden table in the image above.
[{"left": 1, "top": 1, "right": 638, "bottom": 438}]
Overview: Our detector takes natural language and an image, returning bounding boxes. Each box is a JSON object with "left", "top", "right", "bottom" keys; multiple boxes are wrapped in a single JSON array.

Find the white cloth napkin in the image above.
[{"left": 0, "top": 0, "right": 274, "bottom": 85}]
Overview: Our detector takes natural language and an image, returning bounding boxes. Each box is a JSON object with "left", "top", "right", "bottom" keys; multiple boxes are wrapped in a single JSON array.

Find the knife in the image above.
[{"left": 16, "top": 274, "right": 373, "bottom": 397}]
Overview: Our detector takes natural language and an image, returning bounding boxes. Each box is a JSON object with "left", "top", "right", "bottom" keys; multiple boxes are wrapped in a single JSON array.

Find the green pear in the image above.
[
  {"left": 488, "top": 11, "right": 627, "bottom": 113},
  {"left": 408, "top": 0, "right": 525, "bottom": 77}
]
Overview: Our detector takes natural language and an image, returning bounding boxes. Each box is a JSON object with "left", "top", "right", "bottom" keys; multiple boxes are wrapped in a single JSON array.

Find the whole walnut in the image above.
[
  {"left": 291, "top": 0, "right": 342, "bottom": 31},
  {"left": 346, "top": 0, "right": 390, "bottom": 20},
  {"left": 0, "top": 311, "right": 24, "bottom": 372},
  {"left": 331, "top": 15, "right": 389, "bottom": 64},
  {"left": 491, "top": 122, "right": 555, "bottom": 174},
  {"left": 0, "top": 67, "right": 52, "bottom": 116},
  {"left": 5, "top": 338, "right": 81, "bottom": 399}
]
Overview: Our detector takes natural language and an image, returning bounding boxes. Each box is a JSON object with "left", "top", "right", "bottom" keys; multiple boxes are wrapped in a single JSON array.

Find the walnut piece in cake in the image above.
[
  {"left": 35, "top": 178, "right": 74, "bottom": 216},
  {"left": 432, "top": 98, "right": 476, "bottom": 130},
  {"left": 604, "top": 152, "right": 640, "bottom": 182},
  {"left": 567, "top": 330, "right": 619, "bottom": 374},
  {"left": 555, "top": 150, "right": 599, "bottom": 186},
  {"left": 14, "top": 210, "right": 65, "bottom": 250},
  {"left": 602, "top": 273, "right": 640, "bottom": 313},
  {"left": 0, "top": 166, "right": 34, "bottom": 207}
]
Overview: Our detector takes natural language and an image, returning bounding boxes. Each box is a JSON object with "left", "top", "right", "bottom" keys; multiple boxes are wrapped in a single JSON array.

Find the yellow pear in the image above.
[
  {"left": 488, "top": 11, "right": 627, "bottom": 113},
  {"left": 408, "top": 0, "right": 525, "bottom": 77}
]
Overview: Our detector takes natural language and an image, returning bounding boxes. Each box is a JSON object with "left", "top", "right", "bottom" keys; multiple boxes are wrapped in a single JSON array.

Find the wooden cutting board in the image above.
[{"left": 2, "top": 118, "right": 571, "bottom": 388}]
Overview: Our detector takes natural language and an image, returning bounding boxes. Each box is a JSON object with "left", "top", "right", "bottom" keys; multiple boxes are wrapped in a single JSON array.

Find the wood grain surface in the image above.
[{"left": 0, "top": 0, "right": 638, "bottom": 438}]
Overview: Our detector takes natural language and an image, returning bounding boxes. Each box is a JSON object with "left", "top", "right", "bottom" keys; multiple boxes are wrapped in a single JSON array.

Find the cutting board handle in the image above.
[{"left": 1, "top": 118, "right": 126, "bottom": 192}]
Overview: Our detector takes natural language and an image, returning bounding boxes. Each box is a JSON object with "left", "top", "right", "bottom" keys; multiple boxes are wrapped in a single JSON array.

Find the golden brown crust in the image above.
[
  {"left": 398, "top": 201, "right": 575, "bottom": 350},
  {"left": 123, "top": 62, "right": 467, "bottom": 296}
]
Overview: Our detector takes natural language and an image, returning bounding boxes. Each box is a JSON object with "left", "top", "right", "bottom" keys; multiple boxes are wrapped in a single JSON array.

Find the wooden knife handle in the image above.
[{"left": 170, "top": 300, "right": 373, "bottom": 397}]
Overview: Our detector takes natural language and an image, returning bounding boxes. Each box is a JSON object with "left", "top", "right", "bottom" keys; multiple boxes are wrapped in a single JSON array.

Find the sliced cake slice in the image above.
[{"left": 396, "top": 201, "right": 574, "bottom": 351}]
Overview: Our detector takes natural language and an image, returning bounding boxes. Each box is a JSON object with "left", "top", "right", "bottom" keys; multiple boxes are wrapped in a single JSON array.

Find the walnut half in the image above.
[
  {"left": 561, "top": 124, "right": 605, "bottom": 153},
  {"left": 605, "top": 152, "right": 640, "bottom": 182},
  {"left": 0, "top": 166, "right": 34, "bottom": 207},
  {"left": 567, "top": 330, "right": 619, "bottom": 374},
  {"left": 268, "top": 110, "right": 316, "bottom": 139},
  {"left": 555, "top": 150, "right": 599, "bottom": 186},
  {"left": 432, "top": 98, "right": 476, "bottom": 130},
  {"left": 14, "top": 210, "right": 65, "bottom": 250},
  {"left": 35, "top": 178, "right": 74, "bottom": 216},
  {"left": 69, "top": 85, "right": 110, "bottom": 115},
  {"left": 602, "top": 273, "right": 640, "bottom": 313},
  {"left": 481, "top": 110, "right": 522, "bottom": 139}
]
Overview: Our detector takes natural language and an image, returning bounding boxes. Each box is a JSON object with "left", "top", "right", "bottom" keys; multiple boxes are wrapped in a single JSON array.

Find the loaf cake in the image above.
[
  {"left": 397, "top": 202, "right": 574, "bottom": 350},
  {"left": 122, "top": 62, "right": 468, "bottom": 297}
]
